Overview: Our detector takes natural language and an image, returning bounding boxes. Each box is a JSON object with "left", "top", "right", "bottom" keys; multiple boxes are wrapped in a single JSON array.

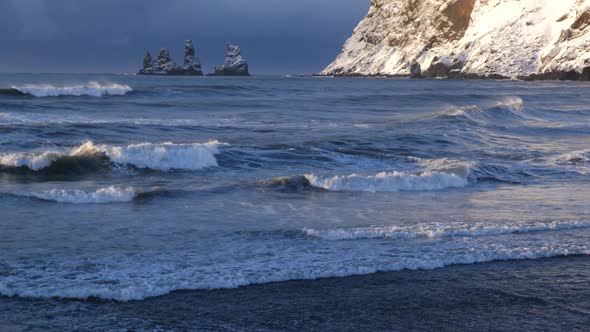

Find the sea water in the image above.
[{"left": 0, "top": 74, "right": 589, "bottom": 301}]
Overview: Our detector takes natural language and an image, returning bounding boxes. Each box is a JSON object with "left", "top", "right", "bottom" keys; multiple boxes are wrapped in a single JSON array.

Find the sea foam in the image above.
[
  {"left": 74, "top": 141, "right": 223, "bottom": 171},
  {"left": 9, "top": 81, "right": 132, "bottom": 97},
  {"left": 0, "top": 140, "right": 224, "bottom": 172},
  {"left": 0, "top": 151, "right": 63, "bottom": 171},
  {"left": 18, "top": 186, "right": 137, "bottom": 204},
  {"left": 0, "top": 233, "right": 587, "bottom": 301},
  {"left": 304, "top": 170, "right": 468, "bottom": 192},
  {"left": 303, "top": 220, "right": 590, "bottom": 241}
]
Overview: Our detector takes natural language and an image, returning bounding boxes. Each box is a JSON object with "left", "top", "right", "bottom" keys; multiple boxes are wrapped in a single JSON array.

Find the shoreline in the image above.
[
  {"left": 2, "top": 255, "right": 590, "bottom": 331},
  {"left": 313, "top": 70, "right": 590, "bottom": 81}
]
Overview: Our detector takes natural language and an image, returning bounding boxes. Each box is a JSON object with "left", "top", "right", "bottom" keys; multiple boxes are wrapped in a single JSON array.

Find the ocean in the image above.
[{"left": 1, "top": 74, "right": 589, "bottom": 330}]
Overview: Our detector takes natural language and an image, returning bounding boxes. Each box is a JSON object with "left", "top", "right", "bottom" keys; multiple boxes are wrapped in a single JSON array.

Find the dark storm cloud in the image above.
[{"left": 0, "top": 0, "right": 368, "bottom": 74}]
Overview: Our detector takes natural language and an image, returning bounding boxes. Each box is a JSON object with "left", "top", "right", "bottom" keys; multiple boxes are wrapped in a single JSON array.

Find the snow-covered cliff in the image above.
[{"left": 322, "top": 0, "right": 590, "bottom": 80}]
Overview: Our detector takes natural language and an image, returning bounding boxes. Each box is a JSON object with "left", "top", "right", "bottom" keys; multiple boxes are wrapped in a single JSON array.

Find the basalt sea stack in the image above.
[
  {"left": 211, "top": 44, "right": 250, "bottom": 76},
  {"left": 139, "top": 40, "right": 203, "bottom": 76}
]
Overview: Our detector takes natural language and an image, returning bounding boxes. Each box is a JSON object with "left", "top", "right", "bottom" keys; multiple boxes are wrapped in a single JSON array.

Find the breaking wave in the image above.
[
  {"left": 303, "top": 220, "right": 590, "bottom": 241},
  {"left": 440, "top": 97, "right": 525, "bottom": 125},
  {"left": 0, "top": 232, "right": 587, "bottom": 301},
  {"left": 261, "top": 157, "right": 523, "bottom": 193},
  {"left": 556, "top": 150, "right": 590, "bottom": 164},
  {"left": 1, "top": 81, "right": 132, "bottom": 97},
  {"left": 75, "top": 141, "right": 223, "bottom": 171},
  {"left": 410, "top": 157, "right": 527, "bottom": 183},
  {"left": 15, "top": 186, "right": 137, "bottom": 204},
  {"left": 259, "top": 175, "right": 318, "bottom": 192},
  {"left": 0, "top": 88, "right": 28, "bottom": 96},
  {"left": 303, "top": 171, "right": 468, "bottom": 192},
  {"left": 0, "top": 150, "right": 110, "bottom": 175},
  {"left": 0, "top": 140, "right": 224, "bottom": 173}
]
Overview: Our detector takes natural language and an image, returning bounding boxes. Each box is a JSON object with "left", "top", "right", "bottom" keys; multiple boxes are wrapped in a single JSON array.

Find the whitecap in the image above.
[
  {"left": 10, "top": 81, "right": 132, "bottom": 97},
  {"left": 495, "top": 96, "right": 524, "bottom": 110},
  {"left": 408, "top": 157, "right": 475, "bottom": 177},
  {"left": 76, "top": 141, "right": 224, "bottom": 171},
  {"left": 304, "top": 170, "right": 468, "bottom": 192},
  {"left": 17, "top": 186, "right": 136, "bottom": 204},
  {"left": 0, "top": 151, "right": 63, "bottom": 171},
  {"left": 0, "top": 140, "right": 225, "bottom": 172},
  {"left": 441, "top": 96, "right": 525, "bottom": 123}
]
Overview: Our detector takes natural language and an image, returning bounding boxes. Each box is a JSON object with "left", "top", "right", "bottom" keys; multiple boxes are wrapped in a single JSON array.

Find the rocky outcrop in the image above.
[
  {"left": 211, "top": 44, "right": 250, "bottom": 76},
  {"left": 182, "top": 40, "right": 203, "bottom": 75},
  {"left": 321, "top": 0, "right": 590, "bottom": 80},
  {"left": 156, "top": 48, "right": 178, "bottom": 73},
  {"left": 138, "top": 40, "right": 203, "bottom": 76},
  {"left": 143, "top": 51, "right": 153, "bottom": 71}
]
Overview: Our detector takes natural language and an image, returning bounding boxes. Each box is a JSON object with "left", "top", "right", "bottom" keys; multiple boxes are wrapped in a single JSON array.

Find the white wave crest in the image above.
[
  {"left": 495, "top": 96, "right": 524, "bottom": 110},
  {"left": 303, "top": 220, "right": 590, "bottom": 241},
  {"left": 444, "top": 96, "right": 524, "bottom": 119},
  {"left": 304, "top": 170, "right": 468, "bottom": 192},
  {"left": 408, "top": 157, "right": 475, "bottom": 177},
  {"left": 18, "top": 186, "right": 136, "bottom": 204},
  {"left": 10, "top": 81, "right": 132, "bottom": 97},
  {"left": 0, "top": 151, "right": 62, "bottom": 171},
  {"left": 76, "top": 141, "right": 223, "bottom": 171},
  {"left": 0, "top": 140, "right": 224, "bottom": 171},
  {"left": 556, "top": 150, "right": 590, "bottom": 164}
]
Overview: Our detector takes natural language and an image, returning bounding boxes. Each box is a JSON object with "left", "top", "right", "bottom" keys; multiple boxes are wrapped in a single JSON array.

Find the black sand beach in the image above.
[{"left": 2, "top": 256, "right": 590, "bottom": 331}]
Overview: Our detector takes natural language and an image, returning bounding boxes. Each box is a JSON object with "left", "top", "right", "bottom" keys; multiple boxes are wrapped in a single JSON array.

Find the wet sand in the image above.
[{"left": 2, "top": 256, "right": 590, "bottom": 331}]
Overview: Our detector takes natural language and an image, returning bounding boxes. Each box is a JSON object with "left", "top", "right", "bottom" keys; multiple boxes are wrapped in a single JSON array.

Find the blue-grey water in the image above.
[{"left": 1, "top": 75, "right": 590, "bottom": 314}]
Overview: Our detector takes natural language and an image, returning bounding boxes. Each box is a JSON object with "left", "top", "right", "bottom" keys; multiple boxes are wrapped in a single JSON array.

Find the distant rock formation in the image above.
[
  {"left": 143, "top": 51, "right": 153, "bottom": 71},
  {"left": 182, "top": 40, "right": 203, "bottom": 75},
  {"left": 156, "top": 48, "right": 177, "bottom": 73},
  {"left": 211, "top": 44, "right": 250, "bottom": 76},
  {"left": 138, "top": 40, "right": 203, "bottom": 76},
  {"left": 321, "top": 0, "right": 590, "bottom": 81}
]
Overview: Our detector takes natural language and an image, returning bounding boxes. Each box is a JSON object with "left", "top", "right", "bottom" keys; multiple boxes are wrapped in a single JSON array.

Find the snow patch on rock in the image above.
[
  {"left": 139, "top": 40, "right": 203, "bottom": 76},
  {"left": 212, "top": 44, "right": 250, "bottom": 76}
]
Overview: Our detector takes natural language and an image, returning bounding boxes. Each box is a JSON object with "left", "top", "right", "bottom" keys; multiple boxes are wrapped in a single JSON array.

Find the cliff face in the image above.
[{"left": 322, "top": 0, "right": 590, "bottom": 80}]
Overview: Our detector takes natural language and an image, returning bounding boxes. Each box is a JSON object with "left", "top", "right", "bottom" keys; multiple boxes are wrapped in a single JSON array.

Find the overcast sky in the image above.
[{"left": 0, "top": 0, "right": 369, "bottom": 74}]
